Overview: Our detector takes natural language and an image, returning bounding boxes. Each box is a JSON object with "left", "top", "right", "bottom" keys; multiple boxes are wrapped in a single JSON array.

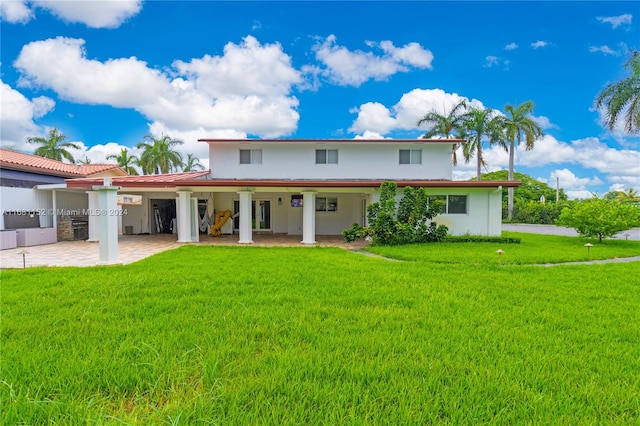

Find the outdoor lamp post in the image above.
[
  {"left": 496, "top": 249, "right": 505, "bottom": 265},
  {"left": 584, "top": 243, "right": 594, "bottom": 259}
]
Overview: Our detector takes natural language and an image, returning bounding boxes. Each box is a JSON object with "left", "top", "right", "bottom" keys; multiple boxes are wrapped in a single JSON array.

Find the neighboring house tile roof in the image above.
[
  {"left": 0, "top": 148, "right": 127, "bottom": 178},
  {"left": 64, "top": 170, "right": 211, "bottom": 188}
]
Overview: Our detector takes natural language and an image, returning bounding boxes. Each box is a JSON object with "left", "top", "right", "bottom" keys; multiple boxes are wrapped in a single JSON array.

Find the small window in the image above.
[
  {"left": 316, "top": 149, "right": 338, "bottom": 164},
  {"left": 240, "top": 149, "right": 262, "bottom": 164},
  {"left": 316, "top": 197, "right": 338, "bottom": 212},
  {"left": 447, "top": 195, "right": 467, "bottom": 214},
  {"left": 399, "top": 149, "right": 421, "bottom": 164}
]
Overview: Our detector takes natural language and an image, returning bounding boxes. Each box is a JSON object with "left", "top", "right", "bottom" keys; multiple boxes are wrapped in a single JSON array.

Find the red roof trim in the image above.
[
  {"left": 64, "top": 170, "right": 211, "bottom": 188},
  {"left": 198, "top": 138, "right": 463, "bottom": 144},
  {"left": 178, "top": 179, "right": 521, "bottom": 188}
]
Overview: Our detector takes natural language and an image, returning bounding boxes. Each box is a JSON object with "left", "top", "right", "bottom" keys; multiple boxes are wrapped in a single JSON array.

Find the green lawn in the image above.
[{"left": 1, "top": 233, "right": 639, "bottom": 424}]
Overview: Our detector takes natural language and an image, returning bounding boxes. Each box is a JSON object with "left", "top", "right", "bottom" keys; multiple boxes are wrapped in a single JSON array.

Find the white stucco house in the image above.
[{"left": 53, "top": 139, "right": 519, "bottom": 259}]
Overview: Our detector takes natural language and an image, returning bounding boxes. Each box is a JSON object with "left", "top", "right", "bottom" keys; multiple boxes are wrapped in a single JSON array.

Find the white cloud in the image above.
[
  {"left": 33, "top": 0, "right": 142, "bottom": 28},
  {"left": 596, "top": 13, "right": 633, "bottom": 29},
  {"left": 0, "top": 80, "right": 55, "bottom": 150},
  {"left": 484, "top": 56, "right": 499, "bottom": 68},
  {"left": 0, "top": 0, "right": 33, "bottom": 23},
  {"left": 532, "top": 115, "right": 559, "bottom": 130},
  {"left": 0, "top": 0, "right": 142, "bottom": 27},
  {"left": 312, "top": 35, "right": 433, "bottom": 87},
  {"left": 504, "top": 42, "right": 518, "bottom": 51},
  {"left": 350, "top": 88, "right": 485, "bottom": 135},
  {"left": 589, "top": 45, "right": 622, "bottom": 56},
  {"left": 352, "top": 131, "right": 391, "bottom": 140},
  {"left": 13, "top": 36, "right": 301, "bottom": 138},
  {"left": 531, "top": 40, "right": 549, "bottom": 49}
]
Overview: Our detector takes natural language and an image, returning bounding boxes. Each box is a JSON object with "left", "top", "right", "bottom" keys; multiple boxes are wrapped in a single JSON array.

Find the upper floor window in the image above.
[
  {"left": 240, "top": 149, "right": 262, "bottom": 164},
  {"left": 399, "top": 149, "right": 422, "bottom": 164},
  {"left": 316, "top": 149, "right": 338, "bottom": 164}
]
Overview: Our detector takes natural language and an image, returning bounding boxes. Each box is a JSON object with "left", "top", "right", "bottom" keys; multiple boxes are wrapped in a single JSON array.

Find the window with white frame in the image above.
[
  {"left": 316, "top": 197, "right": 338, "bottom": 212},
  {"left": 316, "top": 149, "right": 338, "bottom": 164},
  {"left": 239, "top": 149, "right": 262, "bottom": 164},
  {"left": 428, "top": 195, "right": 467, "bottom": 214},
  {"left": 399, "top": 149, "right": 422, "bottom": 164}
]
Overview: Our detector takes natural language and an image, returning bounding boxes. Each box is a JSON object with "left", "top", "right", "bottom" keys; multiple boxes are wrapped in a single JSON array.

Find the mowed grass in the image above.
[{"left": 1, "top": 235, "right": 639, "bottom": 424}]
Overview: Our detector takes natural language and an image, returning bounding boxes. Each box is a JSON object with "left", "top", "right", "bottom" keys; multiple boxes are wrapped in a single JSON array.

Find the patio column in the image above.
[
  {"left": 301, "top": 190, "right": 316, "bottom": 245},
  {"left": 94, "top": 178, "right": 121, "bottom": 265},
  {"left": 176, "top": 190, "right": 192, "bottom": 243},
  {"left": 238, "top": 190, "right": 253, "bottom": 244},
  {"left": 86, "top": 190, "right": 99, "bottom": 242},
  {"left": 190, "top": 196, "right": 199, "bottom": 242}
]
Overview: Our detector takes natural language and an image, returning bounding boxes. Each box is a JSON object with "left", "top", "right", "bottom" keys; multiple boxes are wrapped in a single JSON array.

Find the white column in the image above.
[
  {"left": 176, "top": 190, "right": 192, "bottom": 243},
  {"left": 94, "top": 180, "right": 120, "bottom": 265},
  {"left": 301, "top": 191, "right": 316, "bottom": 245},
  {"left": 238, "top": 190, "right": 253, "bottom": 244},
  {"left": 52, "top": 190, "right": 57, "bottom": 229},
  {"left": 86, "top": 191, "right": 99, "bottom": 242},
  {"left": 190, "top": 196, "right": 199, "bottom": 242}
]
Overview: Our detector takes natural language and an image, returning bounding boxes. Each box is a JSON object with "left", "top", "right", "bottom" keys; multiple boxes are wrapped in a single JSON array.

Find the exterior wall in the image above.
[
  {"left": 209, "top": 142, "right": 453, "bottom": 180},
  {"left": 0, "top": 187, "right": 52, "bottom": 228}
]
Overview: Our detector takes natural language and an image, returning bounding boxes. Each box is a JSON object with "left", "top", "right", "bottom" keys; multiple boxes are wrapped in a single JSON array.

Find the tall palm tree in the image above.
[
  {"left": 26, "top": 128, "right": 80, "bottom": 163},
  {"left": 496, "top": 101, "right": 544, "bottom": 219},
  {"left": 136, "top": 134, "right": 184, "bottom": 174},
  {"left": 594, "top": 49, "right": 640, "bottom": 135},
  {"left": 417, "top": 100, "right": 468, "bottom": 165},
  {"left": 182, "top": 153, "right": 205, "bottom": 172},
  {"left": 460, "top": 107, "right": 504, "bottom": 181},
  {"left": 106, "top": 148, "right": 139, "bottom": 175}
]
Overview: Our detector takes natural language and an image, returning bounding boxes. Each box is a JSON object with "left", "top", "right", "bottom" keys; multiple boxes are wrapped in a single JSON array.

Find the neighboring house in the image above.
[
  {"left": 0, "top": 148, "right": 127, "bottom": 246},
  {"left": 56, "top": 139, "right": 519, "bottom": 246}
]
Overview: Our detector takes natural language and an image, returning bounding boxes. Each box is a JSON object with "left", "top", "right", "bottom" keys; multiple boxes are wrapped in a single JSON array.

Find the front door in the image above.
[{"left": 234, "top": 199, "right": 271, "bottom": 231}]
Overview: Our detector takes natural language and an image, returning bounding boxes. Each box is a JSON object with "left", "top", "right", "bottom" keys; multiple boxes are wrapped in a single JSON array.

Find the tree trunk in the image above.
[{"left": 476, "top": 141, "right": 482, "bottom": 181}]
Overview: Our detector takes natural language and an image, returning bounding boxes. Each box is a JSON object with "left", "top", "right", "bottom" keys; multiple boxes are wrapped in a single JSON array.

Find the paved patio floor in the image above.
[{"left": 0, "top": 234, "right": 370, "bottom": 269}]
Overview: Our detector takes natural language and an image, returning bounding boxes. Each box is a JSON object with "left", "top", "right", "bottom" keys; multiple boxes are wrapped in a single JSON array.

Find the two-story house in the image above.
[{"left": 59, "top": 139, "right": 519, "bottom": 250}]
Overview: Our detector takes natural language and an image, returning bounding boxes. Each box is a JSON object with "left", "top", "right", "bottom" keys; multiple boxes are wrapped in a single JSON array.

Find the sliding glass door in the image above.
[{"left": 233, "top": 199, "right": 271, "bottom": 231}]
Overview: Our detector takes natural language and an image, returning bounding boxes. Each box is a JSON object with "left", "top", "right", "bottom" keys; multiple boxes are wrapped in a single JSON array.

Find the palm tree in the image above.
[
  {"left": 106, "top": 148, "right": 139, "bottom": 175},
  {"left": 136, "top": 134, "right": 184, "bottom": 174},
  {"left": 182, "top": 153, "right": 205, "bottom": 172},
  {"left": 460, "top": 107, "right": 504, "bottom": 181},
  {"left": 417, "top": 100, "right": 468, "bottom": 165},
  {"left": 594, "top": 49, "right": 640, "bottom": 135},
  {"left": 26, "top": 128, "right": 80, "bottom": 163},
  {"left": 496, "top": 101, "right": 544, "bottom": 219},
  {"left": 78, "top": 156, "right": 92, "bottom": 165}
]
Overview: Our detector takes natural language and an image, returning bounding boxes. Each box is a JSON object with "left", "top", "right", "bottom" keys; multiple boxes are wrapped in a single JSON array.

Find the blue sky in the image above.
[{"left": 1, "top": 1, "right": 638, "bottom": 198}]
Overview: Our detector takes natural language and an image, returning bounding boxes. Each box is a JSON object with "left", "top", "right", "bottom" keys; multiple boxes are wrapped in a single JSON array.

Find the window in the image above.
[
  {"left": 399, "top": 149, "right": 421, "bottom": 164},
  {"left": 447, "top": 195, "right": 467, "bottom": 214},
  {"left": 428, "top": 195, "right": 467, "bottom": 214},
  {"left": 240, "top": 149, "right": 262, "bottom": 164},
  {"left": 316, "top": 149, "right": 338, "bottom": 164},
  {"left": 316, "top": 197, "right": 338, "bottom": 212}
]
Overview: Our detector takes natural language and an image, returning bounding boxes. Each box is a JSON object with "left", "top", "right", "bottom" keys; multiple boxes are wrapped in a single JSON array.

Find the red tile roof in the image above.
[
  {"left": 0, "top": 148, "right": 126, "bottom": 177},
  {"left": 65, "top": 170, "right": 211, "bottom": 188}
]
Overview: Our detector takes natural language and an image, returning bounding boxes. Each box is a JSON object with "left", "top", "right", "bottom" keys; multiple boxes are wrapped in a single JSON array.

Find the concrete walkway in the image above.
[
  {"left": 502, "top": 224, "right": 640, "bottom": 240},
  {"left": 0, "top": 234, "right": 370, "bottom": 269}
]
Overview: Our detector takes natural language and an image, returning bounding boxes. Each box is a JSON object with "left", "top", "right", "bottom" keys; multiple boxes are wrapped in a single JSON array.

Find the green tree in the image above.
[
  {"left": 417, "top": 100, "right": 467, "bottom": 165},
  {"left": 594, "top": 49, "right": 640, "bottom": 135},
  {"left": 26, "top": 128, "right": 80, "bottom": 163},
  {"left": 460, "top": 107, "right": 505, "bottom": 180},
  {"left": 494, "top": 101, "right": 544, "bottom": 219},
  {"left": 136, "top": 134, "right": 184, "bottom": 174},
  {"left": 343, "top": 182, "right": 448, "bottom": 245},
  {"left": 604, "top": 188, "right": 640, "bottom": 204},
  {"left": 557, "top": 197, "right": 640, "bottom": 243},
  {"left": 480, "top": 170, "right": 569, "bottom": 223},
  {"left": 182, "top": 153, "right": 205, "bottom": 172},
  {"left": 106, "top": 148, "right": 139, "bottom": 175}
]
